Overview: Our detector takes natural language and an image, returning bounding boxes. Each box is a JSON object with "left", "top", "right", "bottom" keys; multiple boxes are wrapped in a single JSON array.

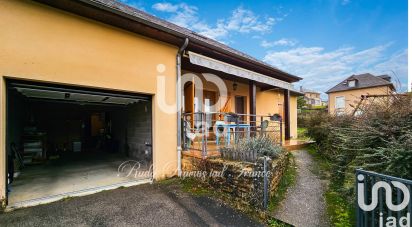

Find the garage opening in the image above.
[{"left": 6, "top": 80, "right": 153, "bottom": 208}]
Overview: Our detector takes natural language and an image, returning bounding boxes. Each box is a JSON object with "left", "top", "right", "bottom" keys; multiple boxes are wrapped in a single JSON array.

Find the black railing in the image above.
[
  {"left": 182, "top": 112, "right": 282, "bottom": 158},
  {"left": 355, "top": 169, "right": 412, "bottom": 227}
]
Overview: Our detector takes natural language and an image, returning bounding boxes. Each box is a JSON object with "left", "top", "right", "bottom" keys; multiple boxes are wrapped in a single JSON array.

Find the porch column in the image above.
[
  {"left": 283, "top": 89, "right": 290, "bottom": 140},
  {"left": 249, "top": 81, "right": 256, "bottom": 133}
]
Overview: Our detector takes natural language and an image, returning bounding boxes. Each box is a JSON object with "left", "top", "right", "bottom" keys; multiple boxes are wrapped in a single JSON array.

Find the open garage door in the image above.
[{"left": 6, "top": 80, "right": 153, "bottom": 209}]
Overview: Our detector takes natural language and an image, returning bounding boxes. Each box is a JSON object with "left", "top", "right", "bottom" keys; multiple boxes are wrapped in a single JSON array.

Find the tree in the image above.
[{"left": 297, "top": 96, "right": 306, "bottom": 109}]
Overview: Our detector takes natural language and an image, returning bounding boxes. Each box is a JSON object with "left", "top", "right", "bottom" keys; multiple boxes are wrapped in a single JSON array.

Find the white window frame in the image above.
[
  {"left": 348, "top": 80, "right": 356, "bottom": 87},
  {"left": 335, "top": 96, "right": 345, "bottom": 109}
]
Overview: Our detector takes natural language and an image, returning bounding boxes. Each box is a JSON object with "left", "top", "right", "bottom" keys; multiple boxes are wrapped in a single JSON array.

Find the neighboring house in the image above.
[
  {"left": 326, "top": 73, "right": 395, "bottom": 115},
  {"left": 0, "top": 0, "right": 302, "bottom": 207},
  {"left": 300, "top": 87, "right": 322, "bottom": 107}
]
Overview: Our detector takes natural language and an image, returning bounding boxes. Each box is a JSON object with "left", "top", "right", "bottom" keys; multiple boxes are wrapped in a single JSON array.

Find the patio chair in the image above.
[
  {"left": 213, "top": 121, "right": 226, "bottom": 145},
  {"left": 184, "top": 120, "right": 198, "bottom": 149},
  {"left": 258, "top": 120, "right": 269, "bottom": 137}
]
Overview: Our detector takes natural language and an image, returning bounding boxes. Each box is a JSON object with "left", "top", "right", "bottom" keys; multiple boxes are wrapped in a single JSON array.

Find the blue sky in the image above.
[{"left": 120, "top": 0, "right": 408, "bottom": 97}]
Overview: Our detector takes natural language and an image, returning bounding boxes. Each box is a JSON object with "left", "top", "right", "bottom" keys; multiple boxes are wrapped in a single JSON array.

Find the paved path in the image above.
[
  {"left": 0, "top": 182, "right": 262, "bottom": 227},
  {"left": 273, "top": 150, "right": 330, "bottom": 227}
]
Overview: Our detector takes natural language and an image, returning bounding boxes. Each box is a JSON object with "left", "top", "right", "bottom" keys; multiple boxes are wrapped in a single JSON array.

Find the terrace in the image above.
[{"left": 182, "top": 112, "right": 283, "bottom": 159}]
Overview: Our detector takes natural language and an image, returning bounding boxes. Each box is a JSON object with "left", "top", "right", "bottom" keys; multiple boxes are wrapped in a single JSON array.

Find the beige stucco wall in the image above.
[
  {"left": 328, "top": 86, "right": 392, "bottom": 114},
  {"left": 0, "top": 0, "right": 179, "bottom": 202},
  {"left": 290, "top": 96, "right": 298, "bottom": 139},
  {"left": 256, "top": 90, "right": 298, "bottom": 139}
]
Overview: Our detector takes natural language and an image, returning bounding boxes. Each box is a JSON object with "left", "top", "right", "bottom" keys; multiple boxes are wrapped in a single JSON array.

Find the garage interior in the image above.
[{"left": 6, "top": 81, "right": 153, "bottom": 207}]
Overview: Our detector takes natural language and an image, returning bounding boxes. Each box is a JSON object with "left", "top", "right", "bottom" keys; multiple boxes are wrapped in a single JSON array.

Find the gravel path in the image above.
[{"left": 273, "top": 150, "right": 330, "bottom": 227}]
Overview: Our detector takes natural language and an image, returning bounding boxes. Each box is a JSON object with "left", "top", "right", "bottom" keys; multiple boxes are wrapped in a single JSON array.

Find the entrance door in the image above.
[
  {"left": 235, "top": 96, "right": 246, "bottom": 122},
  {"left": 204, "top": 91, "right": 216, "bottom": 130}
]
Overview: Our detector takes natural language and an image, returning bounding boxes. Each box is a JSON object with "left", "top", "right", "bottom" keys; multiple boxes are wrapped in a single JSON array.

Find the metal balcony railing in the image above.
[{"left": 182, "top": 112, "right": 282, "bottom": 158}]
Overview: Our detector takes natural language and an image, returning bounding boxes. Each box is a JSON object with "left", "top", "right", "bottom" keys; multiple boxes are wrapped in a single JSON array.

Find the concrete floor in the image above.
[{"left": 8, "top": 152, "right": 151, "bottom": 207}]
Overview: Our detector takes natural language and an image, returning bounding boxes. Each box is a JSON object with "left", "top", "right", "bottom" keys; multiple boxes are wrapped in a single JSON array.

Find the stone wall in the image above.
[{"left": 182, "top": 150, "right": 289, "bottom": 209}]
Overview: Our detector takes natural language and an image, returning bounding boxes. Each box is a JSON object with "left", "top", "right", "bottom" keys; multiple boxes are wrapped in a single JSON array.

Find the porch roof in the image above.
[{"left": 188, "top": 52, "right": 294, "bottom": 91}]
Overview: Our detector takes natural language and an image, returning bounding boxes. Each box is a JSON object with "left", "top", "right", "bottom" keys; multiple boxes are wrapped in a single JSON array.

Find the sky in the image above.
[{"left": 119, "top": 0, "right": 408, "bottom": 98}]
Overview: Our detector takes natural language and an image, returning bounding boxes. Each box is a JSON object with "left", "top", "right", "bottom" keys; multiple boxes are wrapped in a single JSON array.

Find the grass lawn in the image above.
[{"left": 297, "top": 127, "right": 310, "bottom": 140}]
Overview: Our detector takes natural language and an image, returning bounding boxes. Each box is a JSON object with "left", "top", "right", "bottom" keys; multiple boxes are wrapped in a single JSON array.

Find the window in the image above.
[
  {"left": 348, "top": 80, "right": 356, "bottom": 87},
  {"left": 335, "top": 96, "right": 345, "bottom": 109}
]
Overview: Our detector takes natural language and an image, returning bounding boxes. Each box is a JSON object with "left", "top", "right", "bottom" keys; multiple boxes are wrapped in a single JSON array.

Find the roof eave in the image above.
[{"left": 326, "top": 84, "right": 395, "bottom": 94}]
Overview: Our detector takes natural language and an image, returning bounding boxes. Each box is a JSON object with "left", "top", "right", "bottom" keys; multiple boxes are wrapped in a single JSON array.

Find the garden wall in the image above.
[{"left": 182, "top": 150, "right": 289, "bottom": 209}]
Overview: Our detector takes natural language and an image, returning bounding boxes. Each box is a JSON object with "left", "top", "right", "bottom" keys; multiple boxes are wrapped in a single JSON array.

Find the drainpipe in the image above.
[{"left": 177, "top": 38, "right": 189, "bottom": 177}]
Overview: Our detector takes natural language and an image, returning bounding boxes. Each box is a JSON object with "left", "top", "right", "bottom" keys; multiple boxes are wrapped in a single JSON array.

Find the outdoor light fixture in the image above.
[{"left": 233, "top": 81, "right": 238, "bottom": 91}]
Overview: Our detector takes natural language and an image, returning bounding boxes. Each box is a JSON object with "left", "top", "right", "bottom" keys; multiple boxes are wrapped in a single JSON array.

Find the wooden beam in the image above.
[
  {"left": 284, "top": 89, "right": 291, "bottom": 140},
  {"left": 249, "top": 81, "right": 256, "bottom": 132}
]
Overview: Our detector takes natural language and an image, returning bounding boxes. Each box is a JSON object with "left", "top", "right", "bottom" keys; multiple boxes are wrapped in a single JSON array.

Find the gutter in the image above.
[{"left": 177, "top": 38, "right": 189, "bottom": 177}]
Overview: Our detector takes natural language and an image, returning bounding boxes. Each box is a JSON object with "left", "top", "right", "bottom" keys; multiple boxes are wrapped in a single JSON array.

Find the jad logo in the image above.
[{"left": 357, "top": 174, "right": 411, "bottom": 227}]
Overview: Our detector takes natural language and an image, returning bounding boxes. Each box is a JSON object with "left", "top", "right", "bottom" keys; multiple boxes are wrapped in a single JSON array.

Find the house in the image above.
[
  {"left": 326, "top": 73, "right": 395, "bottom": 115},
  {"left": 299, "top": 87, "right": 323, "bottom": 107},
  {"left": 0, "top": 0, "right": 302, "bottom": 208}
]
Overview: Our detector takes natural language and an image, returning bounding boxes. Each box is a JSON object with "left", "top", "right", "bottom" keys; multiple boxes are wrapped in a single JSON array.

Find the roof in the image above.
[
  {"left": 326, "top": 73, "right": 395, "bottom": 93},
  {"left": 300, "top": 87, "right": 320, "bottom": 94},
  {"left": 36, "top": 0, "right": 301, "bottom": 83}
]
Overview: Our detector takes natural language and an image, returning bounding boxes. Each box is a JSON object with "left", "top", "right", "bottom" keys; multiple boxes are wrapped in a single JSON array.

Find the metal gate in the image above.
[{"left": 355, "top": 169, "right": 412, "bottom": 227}]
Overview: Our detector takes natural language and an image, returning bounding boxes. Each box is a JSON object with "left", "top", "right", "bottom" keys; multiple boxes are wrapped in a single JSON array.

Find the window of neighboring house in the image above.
[
  {"left": 335, "top": 96, "right": 345, "bottom": 109},
  {"left": 348, "top": 80, "right": 356, "bottom": 87}
]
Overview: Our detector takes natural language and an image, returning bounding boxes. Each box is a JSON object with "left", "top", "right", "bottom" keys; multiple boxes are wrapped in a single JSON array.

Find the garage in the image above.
[{"left": 5, "top": 80, "right": 153, "bottom": 208}]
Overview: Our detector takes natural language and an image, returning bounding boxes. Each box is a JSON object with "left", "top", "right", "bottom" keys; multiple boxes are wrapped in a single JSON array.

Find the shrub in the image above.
[
  {"left": 304, "top": 94, "right": 411, "bottom": 226},
  {"left": 238, "top": 136, "right": 284, "bottom": 159},
  {"left": 220, "top": 136, "right": 285, "bottom": 161},
  {"left": 305, "top": 93, "right": 412, "bottom": 190}
]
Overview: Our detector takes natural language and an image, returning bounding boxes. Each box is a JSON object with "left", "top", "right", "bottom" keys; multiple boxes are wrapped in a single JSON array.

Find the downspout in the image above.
[{"left": 177, "top": 38, "right": 189, "bottom": 177}]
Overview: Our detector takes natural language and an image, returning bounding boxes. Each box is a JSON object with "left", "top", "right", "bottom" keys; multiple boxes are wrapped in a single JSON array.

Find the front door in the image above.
[
  {"left": 235, "top": 96, "right": 246, "bottom": 122},
  {"left": 204, "top": 90, "right": 216, "bottom": 130}
]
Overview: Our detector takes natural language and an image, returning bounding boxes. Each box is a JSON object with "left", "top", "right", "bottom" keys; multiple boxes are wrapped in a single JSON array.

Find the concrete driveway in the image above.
[{"left": 0, "top": 181, "right": 262, "bottom": 227}]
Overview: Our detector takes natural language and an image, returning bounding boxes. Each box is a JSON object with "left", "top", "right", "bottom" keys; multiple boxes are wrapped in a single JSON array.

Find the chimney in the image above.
[
  {"left": 377, "top": 74, "right": 391, "bottom": 82},
  {"left": 300, "top": 86, "right": 303, "bottom": 92}
]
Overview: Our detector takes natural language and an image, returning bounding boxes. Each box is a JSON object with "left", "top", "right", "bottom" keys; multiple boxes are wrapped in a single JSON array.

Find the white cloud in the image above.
[
  {"left": 152, "top": 3, "right": 198, "bottom": 28},
  {"left": 151, "top": 3, "right": 280, "bottom": 41},
  {"left": 224, "top": 7, "right": 276, "bottom": 33},
  {"left": 261, "top": 38, "right": 298, "bottom": 48},
  {"left": 263, "top": 44, "right": 408, "bottom": 93},
  {"left": 152, "top": 3, "right": 179, "bottom": 12}
]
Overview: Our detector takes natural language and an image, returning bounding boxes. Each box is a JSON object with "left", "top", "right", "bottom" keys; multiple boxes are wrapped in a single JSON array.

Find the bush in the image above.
[
  {"left": 220, "top": 136, "right": 285, "bottom": 161},
  {"left": 304, "top": 94, "right": 411, "bottom": 226},
  {"left": 305, "top": 93, "right": 412, "bottom": 190},
  {"left": 239, "top": 136, "right": 284, "bottom": 159}
]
